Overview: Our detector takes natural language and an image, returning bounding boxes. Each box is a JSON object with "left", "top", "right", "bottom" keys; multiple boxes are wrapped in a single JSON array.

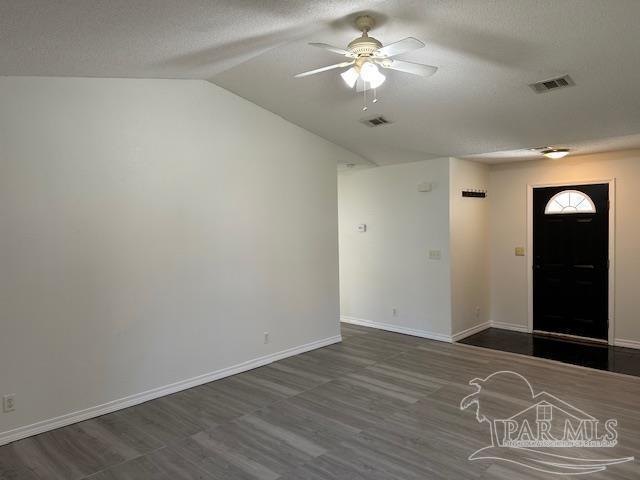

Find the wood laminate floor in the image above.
[{"left": 1, "top": 323, "right": 639, "bottom": 479}]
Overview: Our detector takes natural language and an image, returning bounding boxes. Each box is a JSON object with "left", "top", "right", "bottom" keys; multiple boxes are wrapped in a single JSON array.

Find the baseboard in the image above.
[
  {"left": 614, "top": 338, "right": 640, "bottom": 350},
  {"left": 490, "top": 321, "right": 530, "bottom": 333},
  {"left": 340, "top": 316, "right": 452, "bottom": 343},
  {"left": 0, "top": 334, "right": 341, "bottom": 447},
  {"left": 451, "top": 322, "right": 491, "bottom": 342}
]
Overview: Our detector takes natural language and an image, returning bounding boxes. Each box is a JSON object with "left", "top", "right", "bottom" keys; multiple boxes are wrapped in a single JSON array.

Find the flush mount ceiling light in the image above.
[
  {"left": 541, "top": 148, "right": 570, "bottom": 159},
  {"left": 295, "top": 15, "right": 438, "bottom": 110}
]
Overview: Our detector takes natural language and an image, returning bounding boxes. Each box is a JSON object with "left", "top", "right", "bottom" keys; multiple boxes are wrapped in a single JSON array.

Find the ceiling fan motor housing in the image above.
[
  {"left": 348, "top": 36, "right": 383, "bottom": 56},
  {"left": 348, "top": 15, "right": 381, "bottom": 57}
]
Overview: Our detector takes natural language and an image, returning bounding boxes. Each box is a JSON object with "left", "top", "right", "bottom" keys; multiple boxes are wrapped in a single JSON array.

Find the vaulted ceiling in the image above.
[{"left": 3, "top": 0, "right": 640, "bottom": 165}]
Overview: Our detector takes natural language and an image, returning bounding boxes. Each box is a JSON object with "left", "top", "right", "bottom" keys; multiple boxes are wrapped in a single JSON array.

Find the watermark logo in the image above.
[{"left": 460, "top": 371, "right": 634, "bottom": 475}]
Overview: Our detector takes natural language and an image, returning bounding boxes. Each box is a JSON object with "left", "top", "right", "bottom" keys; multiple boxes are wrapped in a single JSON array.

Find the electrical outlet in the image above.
[
  {"left": 3, "top": 394, "right": 15, "bottom": 413},
  {"left": 475, "top": 307, "right": 480, "bottom": 319},
  {"left": 392, "top": 308, "right": 398, "bottom": 317},
  {"left": 264, "top": 332, "right": 269, "bottom": 344}
]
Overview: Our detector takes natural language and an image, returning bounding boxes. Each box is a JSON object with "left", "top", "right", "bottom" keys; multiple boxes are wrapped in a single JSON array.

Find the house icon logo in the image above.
[{"left": 460, "top": 371, "right": 634, "bottom": 475}]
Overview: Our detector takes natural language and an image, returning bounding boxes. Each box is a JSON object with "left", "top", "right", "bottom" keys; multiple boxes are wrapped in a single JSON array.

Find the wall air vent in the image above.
[
  {"left": 360, "top": 115, "right": 392, "bottom": 127},
  {"left": 529, "top": 75, "right": 575, "bottom": 93}
]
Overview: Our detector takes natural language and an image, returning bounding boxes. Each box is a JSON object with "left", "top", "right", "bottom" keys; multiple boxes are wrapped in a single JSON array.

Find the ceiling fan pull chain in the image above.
[
  {"left": 362, "top": 83, "right": 368, "bottom": 111},
  {"left": 373, "top": 87, "right": 378, "bottom": 104}
]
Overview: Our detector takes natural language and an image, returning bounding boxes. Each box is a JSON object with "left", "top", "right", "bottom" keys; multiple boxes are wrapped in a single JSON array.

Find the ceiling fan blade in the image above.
[
  {"left": 374, "top": 37, "right": 425, "bottom": 58},
  {"left": 308, "top": 42, "right": 355, "bottom": 57},
  {"left": 294, "top": 61, "right": 354, "bottom": 78},
  {"left": 378, "top": 59, "right": 438, "bottom": 77}
]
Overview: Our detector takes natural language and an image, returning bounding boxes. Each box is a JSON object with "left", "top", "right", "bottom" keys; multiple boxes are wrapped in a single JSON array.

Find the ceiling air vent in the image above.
[
  {"left": 529, "top": 75, "right": 575, "bottom": 93},
  {"left": 361, "top": 115, "right": 392, "bottom": 127}
]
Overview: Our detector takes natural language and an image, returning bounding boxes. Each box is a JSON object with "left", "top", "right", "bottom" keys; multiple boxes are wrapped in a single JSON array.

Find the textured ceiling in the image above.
[
  {"left": 0, "top": 1, "right": 382, "bottom": 78},
  {"left": 3, "top": 0, "right": 640, "bottom": 165},
  {"left": 464, "top": 133, "right": 640, "bottom": 164}
]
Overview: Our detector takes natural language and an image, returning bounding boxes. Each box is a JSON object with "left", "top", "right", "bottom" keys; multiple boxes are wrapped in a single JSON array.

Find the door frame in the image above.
[{"left": 526, "top": 179, "right": 616, "bottom": 344}]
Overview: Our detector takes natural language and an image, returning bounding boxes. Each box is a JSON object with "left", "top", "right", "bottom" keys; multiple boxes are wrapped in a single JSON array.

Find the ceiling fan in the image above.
[{"left": 295, "top": 15, "right": 438, "bottom": 109}]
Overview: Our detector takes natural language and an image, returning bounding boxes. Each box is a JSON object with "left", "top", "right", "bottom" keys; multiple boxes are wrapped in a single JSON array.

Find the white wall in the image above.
[
  {"left": 0, "top": 76, "right": 363, "bottom": 442},
  {"left": 338, "top": 158, "right": 452, "bottom": 339},
  {"left": 489, "top": 150, "right": 640, "bottom": 345},
  {"left": 449, "top": 158, "right": 490, "bottom": 338}
]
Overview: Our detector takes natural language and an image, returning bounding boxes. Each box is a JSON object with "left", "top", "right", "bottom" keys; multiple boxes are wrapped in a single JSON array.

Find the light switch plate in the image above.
[
  {"left": 515, "top": 247, "right": 525, "bottom": 256},
  {"left": 429, "top": 250, "right": 442, "bottom": 260},
  {"left": 357, "top": 224, "right": 367, "bottom": 233}
]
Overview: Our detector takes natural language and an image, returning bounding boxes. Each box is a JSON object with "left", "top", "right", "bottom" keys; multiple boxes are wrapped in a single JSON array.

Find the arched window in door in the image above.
[{"left": 544, "top": 189, "right": 596, "bottom": 214}]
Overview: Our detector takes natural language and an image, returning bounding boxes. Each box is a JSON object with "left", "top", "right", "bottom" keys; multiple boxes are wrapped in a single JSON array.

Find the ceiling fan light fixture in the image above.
[
  {"left": 360, "top": 62, "right": 386, "bottom": 89},
  {"left": 542, "top": 148, "right": 570, "bottom": 159},
  {"left": 341, "top": 67, "right": 359, "bottom": 88}
]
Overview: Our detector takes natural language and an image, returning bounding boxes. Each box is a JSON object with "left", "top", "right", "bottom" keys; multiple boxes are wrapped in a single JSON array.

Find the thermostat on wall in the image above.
[{"left": 357, "top": 224, "right": 367, "bottom": 233}]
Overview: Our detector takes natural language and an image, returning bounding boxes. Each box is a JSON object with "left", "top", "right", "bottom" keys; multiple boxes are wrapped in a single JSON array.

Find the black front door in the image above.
[{"left": 533, "top": 184, "right": 609, "bottom": 340}]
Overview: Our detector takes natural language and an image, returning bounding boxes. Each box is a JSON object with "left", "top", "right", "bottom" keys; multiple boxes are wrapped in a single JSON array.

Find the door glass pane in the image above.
[{"left": 544, "top": 190, "right": 596, "bottom": 215}]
